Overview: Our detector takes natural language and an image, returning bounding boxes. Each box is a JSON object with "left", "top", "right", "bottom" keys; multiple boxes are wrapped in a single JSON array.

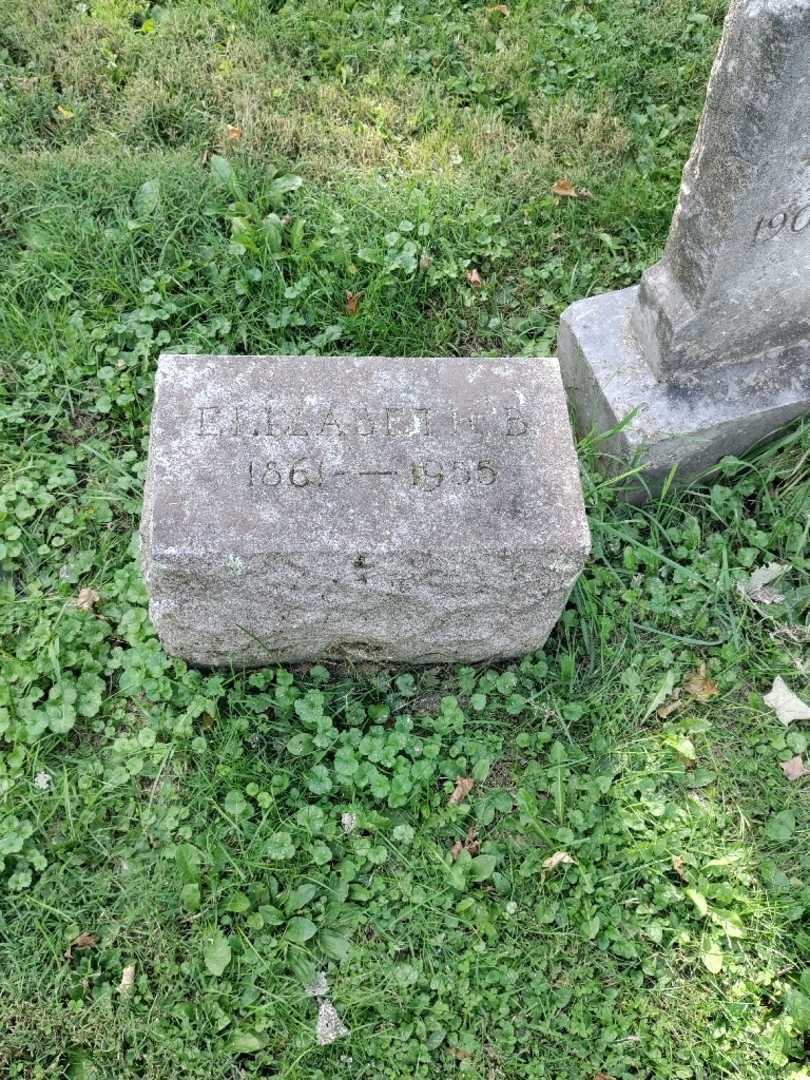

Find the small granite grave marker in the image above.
[
  {"left": 140, "top": 354, "right": 590, "bottom": 666},
  {"left": 558, "top": 0, "right": 810, "bottom": 497}
]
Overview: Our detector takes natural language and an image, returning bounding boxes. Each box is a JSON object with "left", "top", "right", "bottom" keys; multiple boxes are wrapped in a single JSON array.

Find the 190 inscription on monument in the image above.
[{"left": 140, "top": 355, "right": 589, "bottom": 666}]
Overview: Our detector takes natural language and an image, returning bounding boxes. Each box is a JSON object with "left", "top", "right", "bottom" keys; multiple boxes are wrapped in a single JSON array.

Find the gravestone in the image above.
[
  {"left": 140, "top": 354, "right": 590, "bottom": 666},
  {"left": 558, "top": 0, "right": 810, "bottom": 497}
]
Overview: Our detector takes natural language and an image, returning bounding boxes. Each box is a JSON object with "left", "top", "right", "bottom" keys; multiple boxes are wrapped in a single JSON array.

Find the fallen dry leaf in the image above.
[
  {"left": 305, "top": 970, "right": 330, "bottom": 998},
  {"left": 345, "top": 291, "right": 362, "bottom": 315},
  {"left": 750, "top": 585, "right": 785, "bottom": 605},
  {"left": 448, "top": 777, "right": 474, "bottom": 806},
  {"left": 119, "top": 964, "right": 136, "bottom": 995},
  {"left": 551, "top": 178, "right": 592, "bottom": 199},
  {"left": 76, "top": 587, "right": 100, "bottom": 612},
  {"left": 543, "top": 851, "right": 575, "bottom": 871},
  {"left": 487, "top": 3, "right": 510, "bottom": 13},
  {"left": 739, "top": 562, "right": 787, "bottom": 604},
  {"left": 594, "top": 1074, "right": 616, "bottom": 1080},
  {"left": 671, "top": 855, "right": 687, "bottom": 880},
  {"left": 781, "top": 755, "right": 810, "bottom": 781},
  {"left": 450, "top": 826, "right": 480, "bottom": 859},
  {"left": 551, "top": 179, "right": 577, "bottom": 197},
  {"left": 465, "top": 268, "right": 482, "bottom": 288},
  {"left": 449, "top": 1048, "right": 473, "bottom": 1060},
  {"left": 226, "top": 123, "right": 242, "bottom": 141},
  {"left": 657, "top": 689, "right": 684, "bottom": 720},
  {"left": 316, "top": 999, "right": 350, "bottom": 1046},
  {"left": 64, "top": 932, "right": 97, "bottom": 959},
  {"left": 764, "top": 676, "right": 810, "bottom": 726},
  {"left": 684, "top": 663, "right": 719, "bottom": 703},
  {"left": 772, "top": 626, "right": 810, "bottom": 647}
]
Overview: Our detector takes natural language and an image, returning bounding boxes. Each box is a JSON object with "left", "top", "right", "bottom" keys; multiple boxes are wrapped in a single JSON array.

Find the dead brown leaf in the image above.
[
  {"left": 781, "top": 755, "right": 810, "bottom": 781},
  {"left": 551, "top": 178, "right": 592, "bottom": 199},
  {"left": 450, "top": 826, "right": 480, "bottom": 859},
  {"left": 684, "top": 663, "right": 719, "bottom": 703},
  {"left": 487, "top": 3, "right": 510, "bottom": 14},
  {"left": 671, "top": 855, "right": 687, "bottom": 880},
  {"left": 64, "top": 932, "right": 97, "bottom": 959},
  {"left": 76, "top": 587, "right": 100, "bottom": 612},
  {"left": 448, "top": 777, "right": 474, "bottom": 806},
  {"left": 543, "top": 851, "right": 575, "bottom": 871},
  {"left": 449, "top": 1047, "right": 472, "bottom": 1060},
  {"left": 226, "top": 123, "right": 243, "bottom": 141},
  {"left": 118, "top": 964, "right": 136, "bottom": 994},
  {"left": 345, "top": 291, "right": 362, "bottom": 315},
  {"left": 551, "top": 178, "right": 577, "bottom": 197},
  {"left": 657, "top": 689, "right": 684, "bottom": 720},
  {"left": 465, "top": 268, "right": 482, "bottom": 288},
  {"left": 594, "top": 1074, "right": 616, "bottom": 1080}
]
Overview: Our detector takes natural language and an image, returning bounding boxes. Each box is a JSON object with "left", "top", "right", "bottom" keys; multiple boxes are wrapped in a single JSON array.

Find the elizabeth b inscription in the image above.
[
  {"left": 140, "top": 354, "right": 590, "bottom": 666},
  {"left": 196, "top": 400, "right": 529, "bottom": 494}
]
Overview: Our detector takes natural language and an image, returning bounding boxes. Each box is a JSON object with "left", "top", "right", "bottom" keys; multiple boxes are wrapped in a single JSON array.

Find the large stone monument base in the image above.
[
  {"left": 559, "top": 286, "right": 810, "bottom": 500},
  {"left": 558, "top": 0, "right": 810, "bottom": 499}
]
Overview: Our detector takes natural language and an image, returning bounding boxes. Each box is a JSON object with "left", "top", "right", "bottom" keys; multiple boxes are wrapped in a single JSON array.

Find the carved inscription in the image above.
[
  {"left": 196, "top": 403, "right": 530, "bottom": 440},
  {"left": 412, "top": 459, "right": 497, "bottom": 490},
  {"left": 197, "top": 400, "right": 529, "bottom": 496},
  {"left": 247, "top": 458, "right": 499, "bottom": 491},
  {"left": 247, "top": 458, "right": 323, "bottom": 488},
  {"left": 753, "top": 204, "right": 810, "bottom": 244}
]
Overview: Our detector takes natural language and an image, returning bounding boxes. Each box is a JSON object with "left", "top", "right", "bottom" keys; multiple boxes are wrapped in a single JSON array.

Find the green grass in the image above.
[{"left": 2, "top": 1, "right": 810, "bottom": 1077}]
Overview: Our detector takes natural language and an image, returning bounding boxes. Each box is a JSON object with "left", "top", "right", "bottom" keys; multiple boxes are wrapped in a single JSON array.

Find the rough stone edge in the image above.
[
  {"left": 558, "top": 285, "right": 810, "bottom": 501},
  {"left": 139, "top": 355, "right": 168, "bottom": 597},
  {"left": 149, "top": 561, "right": 589, "bottom": 668},
  {"left": 141, "top": 355, "right": 184, "bottom": 641}
]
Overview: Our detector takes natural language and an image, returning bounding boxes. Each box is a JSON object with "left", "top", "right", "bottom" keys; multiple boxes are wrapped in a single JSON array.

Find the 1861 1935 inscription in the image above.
[
  {"left": 194, "top": 400, "right": 530, "bottom": 494},
  {"left": 245, "top": 457, "right": 498, "bottom": 492},
  {"left": 140, "top": 354, "right": 590, "bottom": 666}
]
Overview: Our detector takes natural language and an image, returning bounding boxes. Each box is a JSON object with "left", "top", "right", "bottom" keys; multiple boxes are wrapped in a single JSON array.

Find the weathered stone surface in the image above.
[
  {"left": 560, "top": 286, "right": 810, "bottom": 501},
  {"left": 633, "top": 0, "right": 810, "bottom": 380},
  {"left": 140, "top": 354, "right": 590, "bottom": 666},
  {"left": 558, "top": 0, "right": 810, "bottom": 497}
]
